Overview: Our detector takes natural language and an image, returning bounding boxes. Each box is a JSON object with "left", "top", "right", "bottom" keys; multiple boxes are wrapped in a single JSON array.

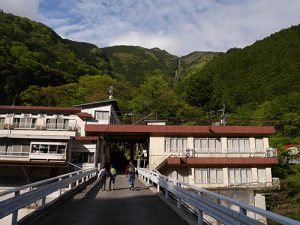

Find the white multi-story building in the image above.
[
  {"left": 0, "top": 100, "right": 119, "bottom": 183},
  {"left": 85, "top": 124, "right": 278, "bottom": 222}
]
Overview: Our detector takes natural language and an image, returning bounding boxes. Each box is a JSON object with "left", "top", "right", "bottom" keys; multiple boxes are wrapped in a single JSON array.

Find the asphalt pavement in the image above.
[{"left": 34, "top": 175, "right": 190, "bottom": 225}]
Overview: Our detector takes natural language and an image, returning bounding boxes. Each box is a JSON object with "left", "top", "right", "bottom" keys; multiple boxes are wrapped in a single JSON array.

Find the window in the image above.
[
  {"left": 13, "top": 118, "right": 20, "bottom": 128},
  {"left": 227, "top": 138, "right": 250, "bottom": 153},
  {"left": 46, "top": 118, "right": 69, "bottom": 129},
  {"left": 194, "top": 168, "right": 223, "bottom": 184},
  {"left": 255, "top": 138, "right": 264, "bottom": 151},
  {"left": 0, "top": 117, "right": 4, "bottom": 128},
  {"left": 165, "top": 137, "right": 187, "bottom": 153},
  {"left": 257, "top": 168, "right": 267, "bottom": 183},
  {"left": 13, "top": 118, "right": 36, "bottom": 128},
  {"left": 0, "top": 144, "right": 30, "bottom": 156},
  {"left": 169, "top": 170, "right": 189, "bottom": 183},
  {"left": 194, "top": 138, "right": 222, "bottom": 153},
  {"left": 228, "top": 168, "right": 252, "bottom": 184},
  {"left": 95, "top": 111, "right": 109, "bottom": 120},
  {"left": 71, "top": 152, "right": 94, "bottom": 163},
  {"left": 0, "top": 144, "right": 6, "bottom": 155},
  {"left": 31, "top": 143, "right": 67, "bottom": 154}
]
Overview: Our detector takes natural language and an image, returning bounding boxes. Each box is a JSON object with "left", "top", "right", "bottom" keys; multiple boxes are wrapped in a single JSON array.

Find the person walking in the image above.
[
  {"left": 125, "top": 161, "right": 136, "bottom": 190},
  {"left": 98, "top": 166, "right": 108, "bottom": 191},
  {"left": 109, "top": 164, "right": 117, "bottom": 190}
]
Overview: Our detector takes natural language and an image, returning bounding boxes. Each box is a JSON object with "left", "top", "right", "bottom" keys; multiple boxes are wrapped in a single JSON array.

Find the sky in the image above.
[{"left": 0, "top": 0, "right": 300, "bottom": 56}]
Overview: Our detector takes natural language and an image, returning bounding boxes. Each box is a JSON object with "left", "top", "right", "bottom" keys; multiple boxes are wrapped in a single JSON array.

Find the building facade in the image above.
[{"left": 0, "top": 100, "right": 119, "bottom": 183}]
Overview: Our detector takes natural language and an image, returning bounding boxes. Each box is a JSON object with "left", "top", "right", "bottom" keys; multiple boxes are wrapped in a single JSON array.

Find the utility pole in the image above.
[{"left": 219, "top": 104, "right": 226, "bottom": 126}]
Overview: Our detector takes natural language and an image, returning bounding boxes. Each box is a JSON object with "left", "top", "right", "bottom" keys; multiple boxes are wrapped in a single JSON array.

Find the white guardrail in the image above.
[
  {"left": 137, "top": 168, "right": 300, "bottom": 225},
  {"left": 0, "top": 168, "right": 97, "bottom": 225}
]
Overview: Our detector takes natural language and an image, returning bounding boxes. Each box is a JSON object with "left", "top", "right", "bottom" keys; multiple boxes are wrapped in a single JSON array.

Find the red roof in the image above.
[
  {"left": 77, "top": 112, "right": 93, "bottom": 118},
  {"left": 283, "top": 144, "right": 300, "bottom": 149},
  {"left": 74, "top": 136, "right": 100, "bottom": 141},
  {"left": 85, "top": 125, "right": 275, "bottom": 136},
  {"left": 0, "top": 105, "right": 81, "bottom": 112}
]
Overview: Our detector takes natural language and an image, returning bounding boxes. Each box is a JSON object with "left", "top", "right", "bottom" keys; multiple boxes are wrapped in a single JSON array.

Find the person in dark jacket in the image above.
[
  {"left": 98, "top": 166, "right": 108, "bottom": 191},
  {"left": 125, "top": 161, "right": 136, "bottom": 190}
]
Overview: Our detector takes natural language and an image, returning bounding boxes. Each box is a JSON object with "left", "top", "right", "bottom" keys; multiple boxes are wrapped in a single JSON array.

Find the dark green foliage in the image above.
[
  {"left": 0, "top": 11, "right": 109, "bottom": 104},
  {"left": 183, "top": 25, "right": 300, "bottom": 111},
  {"left": 102, "top": 46, "right": 178, "bottom": 85}
]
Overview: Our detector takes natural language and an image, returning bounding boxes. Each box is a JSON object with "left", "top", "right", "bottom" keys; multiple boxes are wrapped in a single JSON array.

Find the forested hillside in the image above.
[
  {"left": 102, "top": 46, "right": 178, "bottom": 85},
  {"left": 0, "top": 11, "right": 111, "bottom": 104},
  {"left": 1, "top": 11, "right": 299, "bottom": 133},
  {"left": 183, "top": 25, "right": 300, "bottom": 111},
  {"left": 1, "top": 11, "right": 217, "bottom": 105}
]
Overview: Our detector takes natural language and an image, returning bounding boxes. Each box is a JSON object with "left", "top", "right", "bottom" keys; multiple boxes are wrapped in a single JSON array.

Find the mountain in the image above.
[
  {"left": 102, "top": 46, "right": 179, "bottom": 85},
  {"left": 183, "top": 24, "right": 300, "bottom": 111},
  {"left": 0, "top": 11, "right": 110, "bottom": 104}
]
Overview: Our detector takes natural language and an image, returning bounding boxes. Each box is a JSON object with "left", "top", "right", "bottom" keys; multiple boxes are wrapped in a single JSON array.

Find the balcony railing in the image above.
[{"left": 0, "top": 151, "right": 29, "bottom": 157}]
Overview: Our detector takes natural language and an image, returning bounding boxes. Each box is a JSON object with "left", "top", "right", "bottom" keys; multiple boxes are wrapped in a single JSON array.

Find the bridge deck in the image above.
[{"left": 35, "top": 175, "right": 189, "bottom": 225}]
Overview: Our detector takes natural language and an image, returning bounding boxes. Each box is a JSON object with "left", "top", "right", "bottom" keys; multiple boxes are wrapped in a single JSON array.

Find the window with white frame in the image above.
[
  {"left": 255, "top": 138, "right": 264, "bottom": 152},
  {"left": 95, "top": 111, "right": 109, "bottom": 121},
  {"left": 31, "top": 143, "right": 67, "bottom": 154},
  {"left": 257, "top": 168, "right": 267, "bottom": 182},
  {"left": 0, "top": 117, "right": 4, "bottom": 128},
  {"left": 227, "top": 138, "right": 250, "bottom": 153},
  {"left": 46, "top": 118, "right": 69, "bottom": 129},
  {"left": 194, "top": 168, "right": 223, "bottom": 184},
  {"left": 0, "top": 144, "right": 30, "bottom": 156},
  {"left": 194, "top": 138, "right": 222, "bottom": 153},
  {"left": 165, "top": 137, "right": 187, "bottom": 153},
  {"left": 71, "top": 152, "right": 94, "bottom": 163},
  {"left": 169, "top": 169, "right": 189, "bottom": 183},
  {"left": 228, "top": 168, "right": 252, "bottom": 184}
]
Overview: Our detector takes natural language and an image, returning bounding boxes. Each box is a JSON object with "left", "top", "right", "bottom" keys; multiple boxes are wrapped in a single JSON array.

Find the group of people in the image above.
[
  {"left": 98, "top": 160, "right": 137, "bottom": 191},
  {"left": 98, "top": 164, "right": 117, "bottom": 191}
]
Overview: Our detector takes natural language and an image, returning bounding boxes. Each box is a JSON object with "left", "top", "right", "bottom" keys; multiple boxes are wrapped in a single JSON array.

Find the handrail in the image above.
[
  {"left": 137, "top": 168, "right": 300, "bottom": 225},
  {"left": 0, "top": 168, "right": 97, "bottom": 225}
]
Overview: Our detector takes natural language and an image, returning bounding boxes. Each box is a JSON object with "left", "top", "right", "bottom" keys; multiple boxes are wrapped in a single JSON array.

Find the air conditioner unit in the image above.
[
  {"left": 266, "top": 148, "right": 274, "bottom": 157},
  {"left": 185, "top": 148, "right": 194, "bottom": 157}
]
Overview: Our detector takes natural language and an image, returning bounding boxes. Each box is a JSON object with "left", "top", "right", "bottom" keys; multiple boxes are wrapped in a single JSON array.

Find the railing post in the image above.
[
  {"left": 197, "top": 208, "right": 204, "bottom": 225},
  {"left": 157, "top": 184, "right": 160, "bottom": 192},
  {"left": 11, "top": 190, "right": 20, "bottom": 225},
  {"left": 165, "top": 190, "right": 168, "bottom": 199},
  {"left": 177, "top": 197, "right": 181, "bottom": 208},
  {"left": 76, "top": 172, "right": 80, "bottom": 186},
  {"left": 69, "top": 174, "right": 72, "bottom": 190},
  {"left": 42, "top": 196, "right": 46, "bottom": 206},
  {"left": 59, "top": 178, "right": 62, "bottom": 195}
]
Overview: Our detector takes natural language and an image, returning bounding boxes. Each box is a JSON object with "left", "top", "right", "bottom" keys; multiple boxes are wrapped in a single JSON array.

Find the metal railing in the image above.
[
  {"left": 0, "top": 168, "right": 97, "bottom": 225},
  {"left": 137, "top": 168, "right": 300, "bottom": 225}
]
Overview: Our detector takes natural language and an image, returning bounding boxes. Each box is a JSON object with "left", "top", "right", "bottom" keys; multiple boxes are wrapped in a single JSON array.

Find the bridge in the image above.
[{"left": 0, "top": 168, "right": 299, "bottom": 225}]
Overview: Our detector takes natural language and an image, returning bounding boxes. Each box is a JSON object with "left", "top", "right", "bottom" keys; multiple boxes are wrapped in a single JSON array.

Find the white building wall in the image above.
[
  {"left": 255, "top": 194, "right": 267, "bottom": 224},
  {"left": 149, "top": 136, "right": 166, "bottom": 170},
  {"left": 84, "top": 105, "right": 112, "bottom": 125}
]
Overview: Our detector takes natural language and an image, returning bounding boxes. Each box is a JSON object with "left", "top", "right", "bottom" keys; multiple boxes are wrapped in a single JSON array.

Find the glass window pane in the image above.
[
  {"left": 49, "top": 145, "right": 57, "bottom": 153},
  {"left": 57, "top": 145, "right": 66, "bottom": 154},
  {"left": 40, "top": 145, "right": 48, "bottom": 153}
]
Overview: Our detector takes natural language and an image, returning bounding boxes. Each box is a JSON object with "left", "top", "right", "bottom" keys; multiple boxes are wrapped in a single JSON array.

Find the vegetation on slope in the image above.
[
  {"left": 183, "top": 25, "right": 300, "bottom": 112},
  {"left": 102, "top": 46, "right": 178, "bottom": 85}
]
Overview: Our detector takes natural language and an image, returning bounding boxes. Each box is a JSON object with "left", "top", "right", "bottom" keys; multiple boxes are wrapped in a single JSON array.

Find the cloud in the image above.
[
  {"left": 0, "top": 0, "right": 41, "bottom": 20},
  {"left": 1, "top": 0, "right": 300, "bottom": 55}
]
